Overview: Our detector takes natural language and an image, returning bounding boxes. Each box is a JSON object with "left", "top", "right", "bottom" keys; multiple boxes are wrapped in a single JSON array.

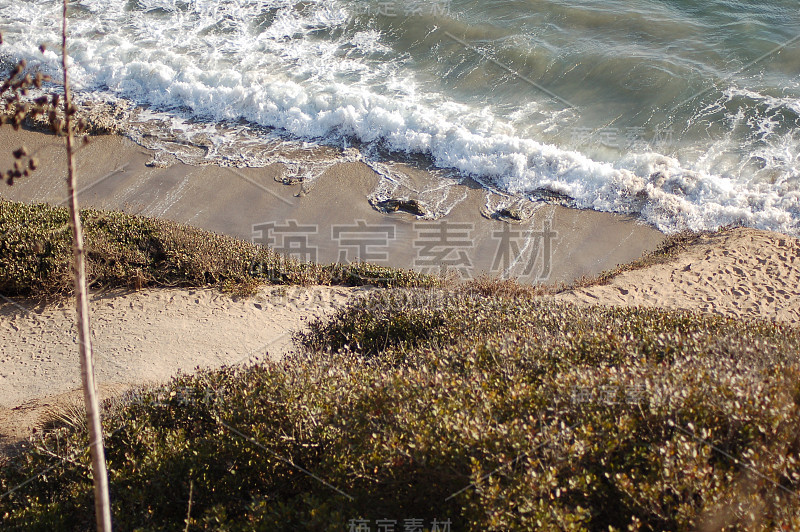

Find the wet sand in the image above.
[{"left": 0, "top": 128, "right": 665, "bottom": 285}]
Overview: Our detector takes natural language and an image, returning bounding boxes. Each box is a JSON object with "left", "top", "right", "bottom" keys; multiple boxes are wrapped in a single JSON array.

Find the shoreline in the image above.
[
  {"left": 0, "top": 127, "right": 665, "bottom": 286},
  {"left": 3, "top": 3, "right": 799, "bottom": 524}
]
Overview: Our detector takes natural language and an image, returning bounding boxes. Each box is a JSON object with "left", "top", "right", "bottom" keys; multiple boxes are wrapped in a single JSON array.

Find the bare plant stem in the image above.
[
  {"left": 184, "top": 479, "right": 194, "bottom": 532},
  {"left": 62, "top": 1, "right": 112, "bottom": 530}
]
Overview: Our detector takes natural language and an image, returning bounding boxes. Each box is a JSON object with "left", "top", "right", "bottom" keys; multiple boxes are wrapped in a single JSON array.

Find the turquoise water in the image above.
[{"left": 1, "top": 0, "right": 798, "bottom": 233}]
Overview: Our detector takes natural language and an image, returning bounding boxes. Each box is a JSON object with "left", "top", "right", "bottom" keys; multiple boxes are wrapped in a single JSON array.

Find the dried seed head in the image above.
[
  {"left": 39, "top": 44, "right": 46, "bottom": 54},
  {"left": 0, "top": 33, "right": 4, "bottom": 45},
  {"left": 29, "top": 158, "right": 38, "bottom": 170},
  {"left": 12, "top": 146, "right": 29, "bottom": 159}
]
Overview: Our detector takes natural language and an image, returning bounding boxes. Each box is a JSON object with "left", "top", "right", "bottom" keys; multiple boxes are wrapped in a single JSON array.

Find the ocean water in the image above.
[{"left": 1, "top": 0, "right": 798, "bottom": 234}]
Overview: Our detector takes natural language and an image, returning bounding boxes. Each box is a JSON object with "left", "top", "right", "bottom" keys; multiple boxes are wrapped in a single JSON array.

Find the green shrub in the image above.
[
  {"left": 0, "top": 200, "right": 435, "bottom": 298},
  {"left": 3, "top": 290, "right": 799, "bottom": 530}
]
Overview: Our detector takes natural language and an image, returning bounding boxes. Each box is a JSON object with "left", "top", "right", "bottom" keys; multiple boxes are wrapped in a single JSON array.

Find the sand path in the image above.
[
  {"left": 0, "top": 285, "right": 365, "bottom": 454},
  {"left": 556, "top": 228, "right": 800, "bottom": 326}
]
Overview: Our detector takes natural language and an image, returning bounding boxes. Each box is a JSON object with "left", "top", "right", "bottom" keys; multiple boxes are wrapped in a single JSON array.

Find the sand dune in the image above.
[{"left": 557, "top": 228, "right": 800, "bottom": 326}]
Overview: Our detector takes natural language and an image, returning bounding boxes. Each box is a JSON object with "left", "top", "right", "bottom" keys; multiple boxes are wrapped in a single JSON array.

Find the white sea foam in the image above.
[{"left": 0, "top": 0, "right": 797, "bottom": 235}]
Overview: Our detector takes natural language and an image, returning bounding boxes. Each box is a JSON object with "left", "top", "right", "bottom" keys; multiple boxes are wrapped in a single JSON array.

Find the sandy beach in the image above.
[
  {"left": 0, "top": 128, "right": 664, "bottom": 285},
  {"left": 1, "top": 127, "right": 798, "bottom": 457}
]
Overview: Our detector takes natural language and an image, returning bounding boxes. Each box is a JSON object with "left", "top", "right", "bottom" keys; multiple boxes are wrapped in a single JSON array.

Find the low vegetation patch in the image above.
[
  {"left": 2, "top": 289, "right": 799, "bottom": 530},
  {"left": 0, "top": 200, "right": 435, "bottom": 298}
]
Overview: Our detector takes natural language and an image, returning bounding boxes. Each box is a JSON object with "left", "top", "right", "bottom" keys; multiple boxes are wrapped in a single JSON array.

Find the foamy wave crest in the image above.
[{"left": 0, "top": 0, "right": 797, "bottom": 235}]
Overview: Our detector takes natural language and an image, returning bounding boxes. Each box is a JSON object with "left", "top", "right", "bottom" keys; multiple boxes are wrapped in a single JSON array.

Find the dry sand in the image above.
[
  {"left": 556, "top": 227, "right": 800, "bottom": 326},
  {"left": 0, "top": 285, "right": 365, "bottom": 455}
]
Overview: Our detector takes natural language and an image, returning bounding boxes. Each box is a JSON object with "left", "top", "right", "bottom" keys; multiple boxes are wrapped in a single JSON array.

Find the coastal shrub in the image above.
[
  {"left": 2, "top": 291, "right": 799, "bottom": 530},
  {"left": 0, "top": 200, "right": 435, "bottom": 298}
]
